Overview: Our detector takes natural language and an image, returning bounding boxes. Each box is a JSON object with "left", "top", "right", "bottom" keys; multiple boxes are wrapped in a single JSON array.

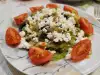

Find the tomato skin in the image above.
[
  {"left": 64, "top": 5, "right": 78, "bottom": 15},
  {"left": 30, "top": 6, "right": 44, "bottom": 13},
  {"left": 14, "top": 13, "right": 28, "bottom": 25},
  {"left": 71, "top": 39, "right": 91, "bottom": 62},
  {"left": 28, "top": 47, "right": 52, "bottom": 65},
  {"left": 5, "top": 27, "right": 21, "bottom": 46},
  {"left": 46, "top": 3, "right": 58, "bottom": 8},
  {"left": 79, "top": 17, "right": 94, "bottom": 35}
]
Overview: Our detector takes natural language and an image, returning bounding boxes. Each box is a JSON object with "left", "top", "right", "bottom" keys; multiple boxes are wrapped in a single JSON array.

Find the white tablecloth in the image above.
[{"left": 0, "top": 0, "right": 100, "bottom": 75}]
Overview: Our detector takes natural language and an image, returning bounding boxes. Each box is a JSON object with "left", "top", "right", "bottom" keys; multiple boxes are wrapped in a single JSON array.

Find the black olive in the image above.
[
  {"left": 64, "top": 14, "right": 69, "bottom": 19},
  {"left": 61, "top": 12, "right": 64, "bottom": 15},
  {"left": 32, "top": 17, "right": 34, "bottom": 20},
  {"left": 47, "top": 15, "right": 50, "bottom": 17},
  {"left": 39, "top": 32, "right": 47, "bottom": 41},
  {"left": 19, "top": 22, "right": 26, "bottom": 31},
  {"left": 45, "top": 20, "right": 47, "bottom": 23},
  {"left": 26, "top": 38, "right": 31, "bottom": 42}
]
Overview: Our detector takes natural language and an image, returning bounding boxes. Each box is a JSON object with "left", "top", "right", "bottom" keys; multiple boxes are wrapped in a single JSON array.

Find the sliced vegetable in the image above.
[
  {"left": 30, "top": 6, "right": 44, "bottom": 13},
  {"left": 64, "top": 5, "right": 78, "bottom": 15},
  {"left": 14, "top": 13, "right": 28, "bottom": 25},
  {"left": 79, "top": 17, "right": 94, "bottom": 35},
  {"left": 71, "top": 39, "right": 91, "bottom": 62},
  {"left": 28, "top": 47, "right": 52, "bottom": 65},
  {"left": 46, "top": 3, "right": 58, "bottom": 8},
  {"left": 5, "top": 27, "right": 21, "bottom": 46}
]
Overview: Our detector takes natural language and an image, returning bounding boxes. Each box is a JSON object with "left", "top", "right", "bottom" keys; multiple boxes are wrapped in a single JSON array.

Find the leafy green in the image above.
[
  {"left": 22, "top": 27, "right": 26, "bottom": 31},
  {"left": 52, "top": 52, "right": 67, "bottom": 61},
  {"left": 31, "top": 13, "right": 36, "bottom": 16}
]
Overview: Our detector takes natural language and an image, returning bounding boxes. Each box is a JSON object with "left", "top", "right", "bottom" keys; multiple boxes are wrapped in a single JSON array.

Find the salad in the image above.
[{"left": 5, "top": 4, "right": 93, "bottom": 65}]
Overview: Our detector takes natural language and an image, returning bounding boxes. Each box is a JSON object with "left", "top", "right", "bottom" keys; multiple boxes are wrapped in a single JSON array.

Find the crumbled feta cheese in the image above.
[
  {"left": 65, "top": 53, "right": 71, "bottom": 59},
  {"left": 32, "top": 37, "right": 38, "bottom": 42},
  {"left": 44, "top": 18, "right": 50, "bottom": 25},
  {"left": 27, "top": 16, "right": 34, "bottom": 25},
  {"left": 38, "top": 21, "right": 45, "bottom": 29},
  {"left": 65, "top": 48, "right": 72, "bottom": 59},
  {"left": 19, "top": 31, "right": 25, "bottom": 37},
  {"left": 28, "top": 32, "right": 37, "bottom": 38},
  {"left": 35, "top": 11, "right": 43, "bottom": 21},
  {"left": 42, "top": 28, "right": 47, "bottom": 33},
  {"left": 75, "top": 30, "right": 85, "bottom": 43},
  {"left": 64, "top": 11, "right": 71, "bottom": 15},
  {"left": 63, "top": 33, "right": 71, "bottom": 42},
  {"left": 25, "top": 24, "right": 32, "bottom": 33},
  {"left": 63, "top": 38, "right": 69, "bottom": 42},
  {"left": 67, "top": 48, "right": 72, "bottom": 54},
  {"left": 50, "top": 51, "right": 56, "bottom": 54},
  {"left": 27, "top": 16, "right": 32, "bottom": 21},
  {"left": 66, "top": 33, "right": 71, "bottom": 40},
  {"left": 45, "top": 39, "right": 49, "bottom": 43},
  {"left": 54, "top": 38, "right": 59, "bottom": 42},
  {"left": 82, "top": 37, "right": 88, "bottom": 40},
  {"left": 67, "top": 17, "right": 76, "bottom": 26},
  {"left": 78, "top": 30, "right": 84, "bottom": 37},
  {"left": 59, "top": 15, "right": 67, "bottom": 23},
  {"left": 42, "top": 8, "right": 53, "bottom": 15},
  {"left": 17, "top": 38, "right": 31, "bottom": 49},
  {"left": 57, "top": 8, "right": 64, "bottom": 15},
  {"left": 32, "top": 16, "right": 36, "bottom": 21},
  {"left": 71, "top": 13, "right": 75, "bottom": 16},
  {"left": 47, "top": 32, "right": 53, "bottom": 39}
]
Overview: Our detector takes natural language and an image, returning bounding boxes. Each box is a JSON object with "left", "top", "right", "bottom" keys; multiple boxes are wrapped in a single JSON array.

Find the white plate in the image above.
[{"left": 0, "top": 3, "right": 100, "bottom": 75}]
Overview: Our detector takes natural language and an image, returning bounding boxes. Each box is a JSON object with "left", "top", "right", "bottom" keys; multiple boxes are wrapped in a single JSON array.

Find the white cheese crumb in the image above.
[
  {"left": 32, "top": 37, "right": 38, "bottom": 42},
  {"left": 65, "top": 53, "right": 71, "bottom": 60},
  {"left": 68, "top": 48, "right": 72, "bottom": 53},
  {"left": 27, "top": 16, "right": 32, "bottom": 21},
  {"left": 17, "top": 38, "right": 31, "bottom": 49},
  {"left": 47, "top": 32, "right": 53, "bottom": 39},
  {"left": 25, "top": 24, "right": 32, "bottom": 33},
  {"left": 63, "top": 38, "right": 69, "bottom": 42},
  {"left": 75, "top": 30, "right": 85, "bottom": 43},
  {"left": 54, "top": 38, "right": 59, "bottom": 42},
  {"left": 67, "top": 17, "right": 76, "bottom": 26},
  {"left": 19, "top": 31, "right": 25, "bottom": 37},
  {"left": 45, "top": 39, "right": 49, "bottom": 43},
  {"left": 42, "top": 28, "right": 47, "bottom": 33},
  {"left": 50, "top": 51, "right": 56, "bottom": 54},
  {"left": 42, "top": 8, "right": 53, "bottom": 15}
]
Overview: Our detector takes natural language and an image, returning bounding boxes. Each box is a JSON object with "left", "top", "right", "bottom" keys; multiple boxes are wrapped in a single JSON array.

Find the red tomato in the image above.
[
  {"left": 30, "top": 6, "right": 44, "bottom": 13},
  {"left": 79, "top": 17, "right": 94, "bottom": 35},
  {"left": 71, "top": 39, "right": 91, "bottom": 62},
  {"left": 14, "top": 13, "right": 28, "bottom": 25},
  {"left": 5, "top": 27, "right": 21, "bottom": 46},
  {"left": 28, "top": 47, "right": 52, "bottom": 65},
  {"left": 64, "top": 5, "right": 78, "bottom": 15},
  {"left": 46, "top": 3, "right": 58, "bottom": 8}
]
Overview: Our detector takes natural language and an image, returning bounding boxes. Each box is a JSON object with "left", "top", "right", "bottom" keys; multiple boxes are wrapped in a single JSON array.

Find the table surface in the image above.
[{"left": 0, "top": 0, "right": 100, "bottom": 75}]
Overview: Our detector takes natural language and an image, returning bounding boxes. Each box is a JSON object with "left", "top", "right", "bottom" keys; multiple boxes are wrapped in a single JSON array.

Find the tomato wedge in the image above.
[
  {"left": 79, "top": 17, "right": 94, "bottom": 35},
  {"left": 64, "top": 5, "right": 78, "bottom": 15},
  {"left": 71, "top": 39, "right": 91, "bottom": 62},
  {"left": 5, "top": 27, "right": 21, "bottom": 46},
  {"left": 14, "top": 13, "right": 28, "bottom": 25},
  {"left": 30, "top": 6, "right": 44, "bottom": 13},
  {"left": 28, "top": 47, "right": 52, "bottom": 65},
  {"left": 46, "top": 3, "right": 58, "bottom": 8}
]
